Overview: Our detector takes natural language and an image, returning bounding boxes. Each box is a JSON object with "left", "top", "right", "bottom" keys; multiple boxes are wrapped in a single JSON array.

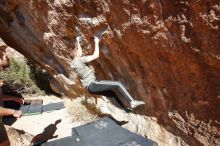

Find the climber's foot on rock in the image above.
[{"left": 130, "top": 100, "right": 145, "bottom": 109}]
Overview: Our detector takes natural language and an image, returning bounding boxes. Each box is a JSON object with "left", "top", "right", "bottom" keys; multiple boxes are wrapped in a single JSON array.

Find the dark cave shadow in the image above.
[
  {"left": 31, "top": 119, "right": 62, "bottom": 146},
  {"left": 89, "top": 90, "right": 129, "bottom": 111}
]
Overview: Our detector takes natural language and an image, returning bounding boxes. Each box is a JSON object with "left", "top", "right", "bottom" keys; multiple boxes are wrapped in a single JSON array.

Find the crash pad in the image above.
[
  {"left": 42, "top": 117, "right": 157, "bottom": 146},
  {"left": 41, "top": 136, "right": 86, "bottom": 146},
  {"left": 43, "top": 102, "right": 65, "bottom": 112},
  {"left": 23, "top": 99, "right": 43, "bottom": 116}
]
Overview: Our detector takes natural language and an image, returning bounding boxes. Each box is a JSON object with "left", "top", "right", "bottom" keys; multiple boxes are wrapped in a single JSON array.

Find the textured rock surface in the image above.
[
  {"left": 5, "top": 125, "right": 33, "bottom": 146},
  {"left": 0, "top": 0, "right": 220, "bottom": 145},
  {"left": 88, "top": 96, "right": 189, "bottom": 146}
]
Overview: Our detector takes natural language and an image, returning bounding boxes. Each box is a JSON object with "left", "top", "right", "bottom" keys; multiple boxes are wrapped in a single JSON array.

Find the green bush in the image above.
[{"left": 0, "top": 58, "right": 49, "bottom": 95}]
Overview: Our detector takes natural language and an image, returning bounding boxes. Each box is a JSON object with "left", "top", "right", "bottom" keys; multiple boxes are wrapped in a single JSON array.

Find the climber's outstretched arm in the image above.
[
  {"left": 76, "top": 37, "right": 82, "bottom": 57},
  {"left": 84, "top": 36, "right": 100, "bottom": 62}
]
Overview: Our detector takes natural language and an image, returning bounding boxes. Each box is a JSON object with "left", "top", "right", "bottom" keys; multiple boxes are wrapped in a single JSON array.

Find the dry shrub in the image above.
[{"left": 64, "top": 97, "right": 103, "bottom": 123}]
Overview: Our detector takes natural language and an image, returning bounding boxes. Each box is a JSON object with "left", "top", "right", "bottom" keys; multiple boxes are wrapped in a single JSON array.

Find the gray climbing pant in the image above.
[{"left": 87, "top": 80, "right": 133, "bottom": 103}]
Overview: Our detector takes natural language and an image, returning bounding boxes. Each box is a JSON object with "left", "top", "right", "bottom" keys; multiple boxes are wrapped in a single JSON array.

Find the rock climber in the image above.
[{"left": 69, "top": 36, "right": 145, "bottom": 109}]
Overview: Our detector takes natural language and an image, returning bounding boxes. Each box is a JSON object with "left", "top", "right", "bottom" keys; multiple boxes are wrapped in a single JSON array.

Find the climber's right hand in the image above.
[
  {"left": 94, "top": 36, "right": 99, "bottom": 43},
  {"left": 76, "top": 36, "right": 81, "bottom": 42}
]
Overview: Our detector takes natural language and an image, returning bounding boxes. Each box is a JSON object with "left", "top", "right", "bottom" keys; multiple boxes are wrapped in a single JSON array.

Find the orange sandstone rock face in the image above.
[{"left": 0, "top": 0, "right": 220, "bottom": 145}]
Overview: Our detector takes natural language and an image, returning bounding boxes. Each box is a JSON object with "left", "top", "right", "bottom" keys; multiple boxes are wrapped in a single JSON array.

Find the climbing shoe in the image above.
[{"left": 130, "top": 100, "right": 145, "bottom": 109}]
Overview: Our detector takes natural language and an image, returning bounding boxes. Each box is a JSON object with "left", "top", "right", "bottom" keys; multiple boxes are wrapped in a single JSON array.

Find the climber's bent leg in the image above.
[
  {"left": 88, "top": 80, "right": 133, "bottom": 102},
  {"left": 88, "top": 80, "right": 145, "bottom": 109}
]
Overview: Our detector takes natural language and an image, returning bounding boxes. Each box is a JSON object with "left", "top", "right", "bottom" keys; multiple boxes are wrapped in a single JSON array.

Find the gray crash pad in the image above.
[
  {"left": 23, "top": 99, "right": 43, "bottom": 116},
  {"left": 72, "top": 117, "right": 157, "bottom": 146},
  {"left": 43, "top": 102, "right": 65, "bottom": 113},
  {"left": 41, "top": 137, "right": 86, "bottom": 146},
  {"left": 43, "top": 117, "right": 157, "bottom": 146}
]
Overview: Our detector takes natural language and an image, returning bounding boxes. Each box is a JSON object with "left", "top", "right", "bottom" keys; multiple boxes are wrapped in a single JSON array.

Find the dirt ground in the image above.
[{"left": 5, "top": 95, "right": 98, "bottom": 146}]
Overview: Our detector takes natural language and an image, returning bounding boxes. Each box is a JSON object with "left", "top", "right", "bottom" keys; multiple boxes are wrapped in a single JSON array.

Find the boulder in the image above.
[{"left": 0, "top": 0, "right": 220, "bottom": 145}]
